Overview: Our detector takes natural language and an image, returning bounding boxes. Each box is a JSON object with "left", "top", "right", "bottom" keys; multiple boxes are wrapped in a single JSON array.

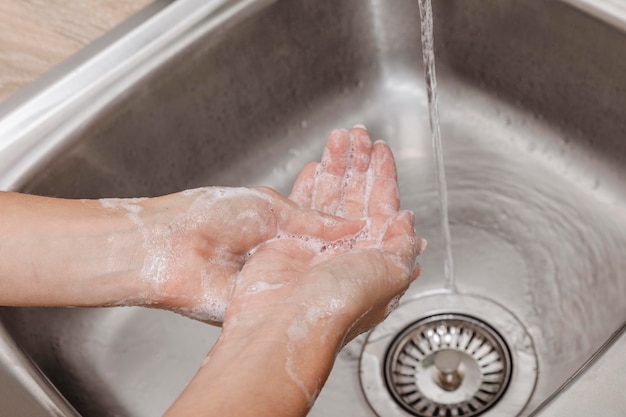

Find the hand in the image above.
[
  {"left": 225, "top": 126, "right": 423, "bottom": 344},
  {"left": 0, "top": 124, "right": 424, "bottom": 417},
  {"left": 113, "top": 186, "right": 364, "bottom": 325},
  {"left": 164, "top": 127, "right": 424, "bottom": 416}
]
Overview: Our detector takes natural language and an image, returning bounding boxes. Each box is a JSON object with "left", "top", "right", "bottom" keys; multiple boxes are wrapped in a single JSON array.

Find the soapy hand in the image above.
[
  {"left": 114, "top": 186, "right": 365, "bottom": 325},
  {"left": 132, "top": 127, "right": 422, "bottom": 337},
  {"left": 225, "top": 127, "right": 424, "bottom": 343},
  {"left": 164, "top": 126, "right": 424, "bottom": 417},
  {"left": 0, "top": 124, "right": 423, "bottom": 417},
  {"left": 126, "top": 127, "right": 422, "bottom": 335}
]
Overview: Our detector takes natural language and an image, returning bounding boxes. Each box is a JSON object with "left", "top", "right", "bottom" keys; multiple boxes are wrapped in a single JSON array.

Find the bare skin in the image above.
[
  {"left": 0, "top": 127, "right": 423, "bottom": 416},
  {"left": 165, "top": 127, "right": 423, "bottom": 416},
  {"left": 0, "top": 186, "right": 363, "bottom": 313}
]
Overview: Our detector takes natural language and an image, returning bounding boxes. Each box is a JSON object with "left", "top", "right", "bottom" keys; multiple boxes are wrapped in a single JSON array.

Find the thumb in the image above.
[{"left": 279, "top": 208, "right": 366, "bottom": 242}]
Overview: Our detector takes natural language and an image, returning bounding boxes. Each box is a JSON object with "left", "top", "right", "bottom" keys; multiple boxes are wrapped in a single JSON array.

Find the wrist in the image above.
[
  {"left": 224, "top": 307, "right": 344, "bottom": 400},
  {"left": 167, "top": 308, "right": 343, "bottom": 416},
  {"left": 0, "top": 193, "right": 147, "bottom": 307},
  {"left": 53, "top": 197, "right": 149, "bottom": 306}
]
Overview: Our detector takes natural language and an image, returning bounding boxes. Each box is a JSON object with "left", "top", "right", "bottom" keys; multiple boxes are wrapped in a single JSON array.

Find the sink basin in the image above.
[{"left": 1, "top": 0, "right": 626, "bottom": 415}]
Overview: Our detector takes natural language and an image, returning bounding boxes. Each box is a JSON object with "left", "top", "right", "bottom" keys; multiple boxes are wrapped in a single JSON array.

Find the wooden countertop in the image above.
[{"left": 0, "top": 0, "right": 153, "bottom": 103}]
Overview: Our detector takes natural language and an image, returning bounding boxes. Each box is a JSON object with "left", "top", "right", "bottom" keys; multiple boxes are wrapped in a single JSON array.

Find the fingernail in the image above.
[{"left": 352, "top": 124, "right": 367, "bottom": 130}]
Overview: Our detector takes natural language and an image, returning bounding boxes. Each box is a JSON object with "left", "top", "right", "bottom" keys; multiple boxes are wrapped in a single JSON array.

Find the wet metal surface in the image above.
[{"left": 0, "top": 0, "right": 625, "bottom": 415}]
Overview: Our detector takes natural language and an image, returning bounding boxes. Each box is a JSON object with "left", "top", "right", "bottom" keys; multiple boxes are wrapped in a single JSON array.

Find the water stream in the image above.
[{"left": 418, "top": 0, "right": 456, "bottom": 292}]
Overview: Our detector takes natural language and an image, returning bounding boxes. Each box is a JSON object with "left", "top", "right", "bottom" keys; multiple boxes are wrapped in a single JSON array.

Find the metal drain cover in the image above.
[
  {"left": 360, "top": 294, "right": 537, "bottom": 417},
  {"left": 384, "top": 314, "right": 512, "bottom": 417}
]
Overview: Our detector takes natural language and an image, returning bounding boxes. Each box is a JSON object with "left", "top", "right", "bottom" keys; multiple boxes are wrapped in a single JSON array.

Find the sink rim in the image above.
[
  {"left": 0, "top": 0, "right": 278, "bottom": 192},
  {"left": 561, "top": 0, "right": 626, "bottom": 30}
]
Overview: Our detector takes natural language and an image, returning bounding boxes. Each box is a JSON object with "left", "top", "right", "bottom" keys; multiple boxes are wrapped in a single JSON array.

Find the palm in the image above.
[{"left": 224, "top": 127, "right": 422, "bottom": 341}]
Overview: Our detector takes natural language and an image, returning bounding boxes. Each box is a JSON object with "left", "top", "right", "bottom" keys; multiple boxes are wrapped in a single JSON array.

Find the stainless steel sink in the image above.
[{"left": 1, "top": 0, "right": 626, "bottom": 415}]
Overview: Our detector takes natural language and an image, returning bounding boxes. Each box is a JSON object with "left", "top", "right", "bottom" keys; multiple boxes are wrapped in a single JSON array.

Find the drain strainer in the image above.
[
  {"left": 360, "top": 293, "right": 537, "bottom": 417},
  {"left": 384, "top": 314, "right": 511, "bottom": 417}
]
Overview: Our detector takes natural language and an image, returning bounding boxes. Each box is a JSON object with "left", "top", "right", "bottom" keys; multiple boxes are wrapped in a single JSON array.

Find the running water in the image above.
[{"left": 418, "top": 0, "right": 456, "bottom": 292}]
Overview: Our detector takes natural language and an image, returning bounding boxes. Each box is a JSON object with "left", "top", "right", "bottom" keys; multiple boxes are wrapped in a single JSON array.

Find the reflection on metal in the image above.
[{"left": 434, "top": 350, "right": 463, "bottom": 392}]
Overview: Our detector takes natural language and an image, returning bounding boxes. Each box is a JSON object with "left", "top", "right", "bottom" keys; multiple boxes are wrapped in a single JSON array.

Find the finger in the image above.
[
  {"left": 312, "top": 129, "right": 351, "bottom": 215},
  {"left": 352, "top": 210, "right": 421, "bottom": 256},
  {"left": 279, "top": 207, "right": 366, "bottom": 242},
  {"left": 367, "top": 140, "right": 400, "bottom": 217},
  {"left": 378, "top": 210, "right": 424, "bottom": 282},
  {"left": 289, "top": 161, "right": 318, "bottom": 208},
  {"left": 338, "top": 126, "right": 373, "bottom": 219},
  {"left": 380, "top": 210, "right": 425, "bottom": 250}
]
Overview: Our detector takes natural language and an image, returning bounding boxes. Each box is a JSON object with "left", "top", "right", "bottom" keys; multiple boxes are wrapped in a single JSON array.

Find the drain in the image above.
[
  {"left": 384, "top": 314, "right": 511, "bottom": 417},
  {"left": 360, "top": 293, "right": 537, "bottom": 417}
]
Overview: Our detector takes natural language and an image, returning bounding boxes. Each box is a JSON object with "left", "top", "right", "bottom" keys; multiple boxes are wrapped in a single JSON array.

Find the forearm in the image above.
[
  {"left": 165, "top": 310, "right": 342, "bottom": 417},
  {"left": 0, "top": 192, "right": 144, "bottom": 306}
]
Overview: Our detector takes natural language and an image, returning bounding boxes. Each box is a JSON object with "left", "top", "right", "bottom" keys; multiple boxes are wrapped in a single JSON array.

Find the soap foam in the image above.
[
  {"left": 99, "top": 197, "right": 173, "bottom": 290},
  {"left": 246, "top": 281, "right": 285, "bottom": 294},
  {"left": 286, "top": 317, "right": 321, "bottom": 408},
  {"left": 99, "top": 197, "right": 147, "bottom": 224}
]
